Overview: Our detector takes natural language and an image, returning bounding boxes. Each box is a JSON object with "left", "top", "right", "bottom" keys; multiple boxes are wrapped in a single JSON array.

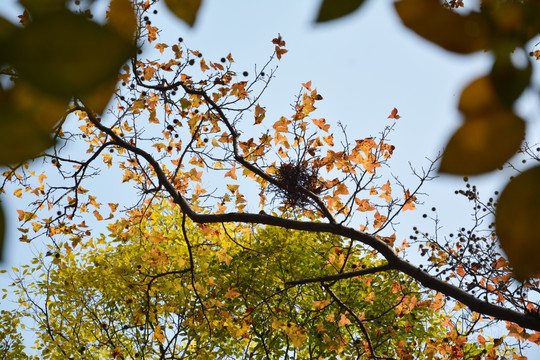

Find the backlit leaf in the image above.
[
  {"left": 495, "top": 165, "right": 540, "bottom": 281},
  {"left": 315, "top": 0, "right": 366, "bottom": 23},
  {"left": 0, "top": 82, "right": 66, "bottom": 165},
  {"left": 439, "top": 110, "right": 524, "bottom": 175},
  {"left": 164, "top": 0, "right": 202, "bottom": 27},
  {"left": 395, "top": 0, "right": 489, "bottom": 54},
  {"left": 107, "top": 0, "right": 137, "bottom": 41},
  {"left": 5, "top": 10, "right": 135, "bottom": 99}
]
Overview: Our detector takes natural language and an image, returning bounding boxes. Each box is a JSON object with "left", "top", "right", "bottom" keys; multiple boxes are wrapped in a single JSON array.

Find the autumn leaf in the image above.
[
  {"left": 224, "top": 167, "right": 237, "bottom": 180},
  {"left": 254, "top": 104, "right": 266, "bottom": 124},
  {"left": 271, "top": 34, "right": 285, "bottom": 47},
  {"left": 402, "top": 189, "right": 416, "bottom": 211},
  {"left": 224, "top": 287, "right": 241, "bottom": 299},
  {"left": 312, "top": 118, "right": 330, "bottom": 132},
  {"left": 355, "top": 198, "right": 375, "bottom": 212},
  {"left": 13, "top": 188, "right": 23, "bottom": 198},
  {"left": 275, "top": 46, "right": 288, "bottom": 60},
  {"left": 153, "top": 324, "right": 166, "bottom": 343},
  {"left": 495, "top": 165, "right": 540, "bottom": 281},
  {"left": 388, "top": 107, "right": 400, "bottom": 119},
  {"left": 163, "top": 0, "right": 202, "bottom": 27}
]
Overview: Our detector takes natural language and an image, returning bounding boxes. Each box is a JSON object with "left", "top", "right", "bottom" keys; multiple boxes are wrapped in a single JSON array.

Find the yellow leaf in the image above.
[
  {"left": 164, "top": 0, "right": 202, "bottom": 27},
  {"left": 496, "top": 165, "right": 540, "bottom": 281},
  {"left": 153, "top": 324, "right": 166, "bottom": 343},
  {"left": 31, "top": 222, "right": 42, "bottom": 232},
  {"left": 13, "top": 188, "right": 23, "bottom": 198}
]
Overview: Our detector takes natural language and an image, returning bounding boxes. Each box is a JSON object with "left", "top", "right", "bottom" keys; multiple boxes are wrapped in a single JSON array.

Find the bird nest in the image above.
[{"left": 269, "top": 161, "right": 324, "bottom": 209}]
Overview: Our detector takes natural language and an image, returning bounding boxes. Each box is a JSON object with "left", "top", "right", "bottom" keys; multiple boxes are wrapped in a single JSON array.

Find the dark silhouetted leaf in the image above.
[
  {"left": 490, "top": 50, "right": 531, "bottom": 107},
  {"left": 439, "top": 110, "right": 524, "bottom": 175},
  {"left": 19, "top": 0, "right": 67, "bottom": 18},
  {"left": 164, "top": 0, "right": 202, "bottom": 27},
  {"left": 0, "top": 17, "right": 17, "bottom": 64},
  {"left": 0, "top": 200, "right": 4, "bottom": 261},
  {"left": 315, "top": 0, "right": 365, "bottom": 23},
  {"left": 5, "top": 10, "right": 135, "bottom": 100},
  {"left": 496, "top": 165, "right": 540, "bottom": 281},
  {"left": 395, "top": 0, "right": 489, "bottom": 54}
]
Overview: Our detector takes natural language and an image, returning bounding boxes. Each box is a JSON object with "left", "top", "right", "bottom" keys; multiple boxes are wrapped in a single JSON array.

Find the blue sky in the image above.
[{"left": 1, "top": 0, "right": 539, "bottom": 356}]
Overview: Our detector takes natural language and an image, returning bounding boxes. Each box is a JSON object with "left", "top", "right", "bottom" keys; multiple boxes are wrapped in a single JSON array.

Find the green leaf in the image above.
[
  {"left": 439, "top": 110, "right": 524, "bottom": 175},
  {"left": 394, "top": 0, "right": 489, "bottom": 54},
  {"left": 164, "top": 0, "right": 202, "bottom": 27},
  {"left": 315, "top": 0, "right": 365, "bottom": 23},
  {"left": 495, "top": 165, "right": 540, "bottom": 281},
  {"left": 180, "top": 98, "right": 192, "bottom": 110}
]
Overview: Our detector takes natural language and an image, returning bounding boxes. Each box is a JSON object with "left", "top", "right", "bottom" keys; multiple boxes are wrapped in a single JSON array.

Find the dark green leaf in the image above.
[
  {"left": 164, "top": 0, "right": 202, "bottom": 27},
  {"left": 490, "top": 49, "right": 531, "bottom": 107},
  {"left": 0, "top": 201, "right": 4, "bottom": 261},
  {"left": 315, "top": 0, "right": 365, "bottom": 23}
]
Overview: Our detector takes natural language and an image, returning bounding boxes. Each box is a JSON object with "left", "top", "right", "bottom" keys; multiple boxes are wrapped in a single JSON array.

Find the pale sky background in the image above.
[{"left": 1, "top": 0, "right": 540, "bottom": 356}]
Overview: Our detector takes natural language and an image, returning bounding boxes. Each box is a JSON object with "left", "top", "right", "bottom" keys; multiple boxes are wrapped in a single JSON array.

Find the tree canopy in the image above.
[{"left": 1, "top": 0, "right": 540, "bottom": 358}]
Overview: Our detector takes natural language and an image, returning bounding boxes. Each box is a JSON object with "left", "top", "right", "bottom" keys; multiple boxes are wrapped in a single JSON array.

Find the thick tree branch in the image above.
[
  {"left": 286, "top": 264, "right": 393, "bottom": 286},
  {"left": 77, "top": 105, "right": 540, "bottom": 332}
]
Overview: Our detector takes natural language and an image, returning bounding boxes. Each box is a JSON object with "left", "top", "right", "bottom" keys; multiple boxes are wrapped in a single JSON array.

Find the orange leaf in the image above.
[
  {"left": 402, "top": 189, "right": 416, "bottom": 211},
  {"left": 224, "top": 167, "right": 237, "bottom": 180},
  {"left": 275, "top": 46, "right": 288, "bottom": 60},
  {"left": 388, "top": 107, "right": 400, "bottom": 119},
  {"left": 272, "top": 34, "right": 286, "bottom": 47},
  {"left": 355, "top": 198, "right": 375, "bottom": 212},
  {"left": 456, "top": 263, "right": 466, "bottom": 277},
  {"left": 254, "top": 104, "right": 266, "bottom": 124},
  {"left": 338, "top": 314, "right": 351, "bottom": 327},
  {"left": 312, "top": 118, "right": 330, "bottom": 132},
  {"left": 225, "top": 288, "right": 241, "bottom": 298}
]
